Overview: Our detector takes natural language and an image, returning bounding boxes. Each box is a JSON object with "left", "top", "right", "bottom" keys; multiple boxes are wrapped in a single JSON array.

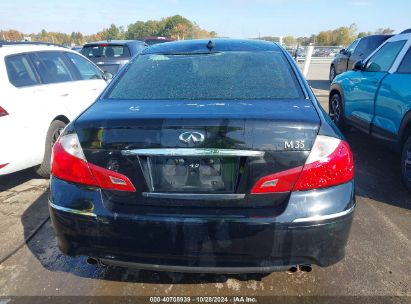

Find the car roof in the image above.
[
  {"left": 385, "top": 32, "right": 411, "bottom": 42},
  {"left": 83, "top": 40, "right": 145, "bottom": 46},
  {"left": 142, "top": 39, "right": 282, "bottom": 54},
  {"left": 360, "top": 34, "right": 393, "bottom": 40},
  {"left": 0, "top": 43, "right": 73, "bottom": 56}
]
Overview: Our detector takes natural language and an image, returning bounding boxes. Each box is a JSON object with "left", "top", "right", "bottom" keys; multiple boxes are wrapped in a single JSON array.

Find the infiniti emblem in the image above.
[{"left": 179, "top": 131, "right": 205, "bottom": 144}]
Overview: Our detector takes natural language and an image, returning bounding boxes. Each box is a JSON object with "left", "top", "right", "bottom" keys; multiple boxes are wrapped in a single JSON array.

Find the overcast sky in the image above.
[{"left": 1, "top": 0, "right": 409, "bottom": 37}]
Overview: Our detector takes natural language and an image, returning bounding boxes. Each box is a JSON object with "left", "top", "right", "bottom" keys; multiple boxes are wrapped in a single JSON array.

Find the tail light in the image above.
[
  {"left": 51, "top": 133, "right": 135, "bottom": 192},
  {"left": 0, "top": 106, "right": 8, "bottom": 117},
  {"left": 293, "top": 135, "right": 354, "bottom": 190},
  {"left": 251, "top": 135, "right": 354, "bottom": 194},
  {"left": 0, "top": 163, "right": 8, "bottom": 169}
]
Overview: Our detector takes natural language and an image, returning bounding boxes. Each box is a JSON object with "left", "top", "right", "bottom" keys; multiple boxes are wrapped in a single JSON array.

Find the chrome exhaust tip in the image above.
[
  {"left": 299, "top": 264, "right": 312, "bottom": 273},
  {"left": 86, "top": 257, "right": 99, "bottom": 265},
  {"left": 287, "top": 266, "right": 299, "bottom": 273}
]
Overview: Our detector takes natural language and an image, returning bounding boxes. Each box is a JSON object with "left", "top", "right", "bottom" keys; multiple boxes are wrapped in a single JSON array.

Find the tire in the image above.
[
  {"left": 35, "top": 120, "right": 67, "bottom": 178},
  {"left": 329, "top": 92, "right": 346, "bottom": 130},
  {"left": 401, "top": 135, "right": 411, "bottom": 191},
  {"left": 329, "top": 65, "right": 336, "bottom": 82}
]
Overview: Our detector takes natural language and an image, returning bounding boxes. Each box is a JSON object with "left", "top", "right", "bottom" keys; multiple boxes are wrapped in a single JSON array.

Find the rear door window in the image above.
[
  {"left": 81, "top": 45, "right": 131, "bottom": 59},
  {"left": 29, "top": 52, "right": 75, "bottom": 84},
  {"left": 365, "top": 40, "right": 406, "bottom": 72},
  {"left": 5, "top": 54, "right": 39, "bottom": 87},
  {"left": 65, "top": 52, "right": 103, "bottom": 80},
  {"left": 397, "top": 47, "right": 411, "bottom": 73}
]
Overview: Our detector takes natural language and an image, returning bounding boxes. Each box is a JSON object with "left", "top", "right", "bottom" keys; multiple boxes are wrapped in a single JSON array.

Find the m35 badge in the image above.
[{"left": 284, "top": 140, "right": 305, "bottom": 150}]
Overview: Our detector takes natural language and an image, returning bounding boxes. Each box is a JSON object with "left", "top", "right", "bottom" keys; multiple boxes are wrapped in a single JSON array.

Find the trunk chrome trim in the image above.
[
  {"left": 122, "top": 148, "right": 264, "bottom": 157},
  {"left": 142, "top": 192, "right": 245, "bottom": 200},
  {"left": 49, "top": 202, "right": 97, "bottom": 218},
  {"left": 292, "top": 204, "right": 355, "bottom": 223}
]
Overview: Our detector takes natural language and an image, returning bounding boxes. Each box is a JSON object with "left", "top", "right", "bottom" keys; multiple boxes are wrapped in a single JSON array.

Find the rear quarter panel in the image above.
[{"left": 0, "top": 82, "right": 49, "bottom": 174}]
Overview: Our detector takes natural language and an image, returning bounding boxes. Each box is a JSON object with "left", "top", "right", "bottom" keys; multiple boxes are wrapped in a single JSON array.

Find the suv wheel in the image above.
[
  {"left": 329, "top": 65, "right": 336, "bottom": 82},
  {"left": 329, "top": 92, "right": 345, "bottom": 130},
  {"left": 401, "top": 135, "right": 411, "bottom": 191},
  {"left": 35, "top": 120, "right": 67, "bottom": 178}
]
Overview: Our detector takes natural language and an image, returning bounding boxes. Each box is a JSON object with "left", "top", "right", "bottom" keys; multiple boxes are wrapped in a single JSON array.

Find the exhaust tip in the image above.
[
  {"left": 86, "top": 257, "right": 99, "bottom": 265},
  {"left": 299, "top": 264, "right": 312, "bottom": 273},
  {"left": 287, "top": 266, "right": 298, "bottom": 274}
]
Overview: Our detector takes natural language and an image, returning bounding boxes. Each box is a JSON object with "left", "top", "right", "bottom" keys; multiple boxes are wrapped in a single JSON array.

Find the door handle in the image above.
[{"left": 60, "top": 93, "right": 69, "bottom": 97}]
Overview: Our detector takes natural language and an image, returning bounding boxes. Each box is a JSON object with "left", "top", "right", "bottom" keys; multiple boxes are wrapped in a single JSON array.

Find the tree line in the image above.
[
  {"left": 0, "top": 15, "right": 218, "bottom": 45},
  {"left": 259, "top": 24, "right": 395, "bottom": 46},
  {"left": 1, "top": 19, "right": 395, "bottom": 47}
]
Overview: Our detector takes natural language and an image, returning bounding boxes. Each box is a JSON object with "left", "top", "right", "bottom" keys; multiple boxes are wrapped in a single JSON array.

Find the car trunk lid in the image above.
[{"left": 74, "top": 99, "right": 320, "bottom": 208}]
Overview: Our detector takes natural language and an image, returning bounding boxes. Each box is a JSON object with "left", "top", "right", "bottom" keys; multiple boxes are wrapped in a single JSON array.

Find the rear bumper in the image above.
[{"left": 49, "top": 177, "right": 355, "bottom": 272}]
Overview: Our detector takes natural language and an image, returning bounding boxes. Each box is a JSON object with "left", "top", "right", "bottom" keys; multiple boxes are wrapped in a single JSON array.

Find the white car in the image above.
[{"left": 0, "top": 42, "right": 110, "bottom": 177}]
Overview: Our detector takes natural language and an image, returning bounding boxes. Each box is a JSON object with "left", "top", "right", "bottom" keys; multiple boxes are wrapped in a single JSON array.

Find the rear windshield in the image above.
[
  {"left": 106, "top": 51, "right": 303, "bottom": 100},
  {"left": 81, "top": 45, "right": 131, "bottom": 59}
]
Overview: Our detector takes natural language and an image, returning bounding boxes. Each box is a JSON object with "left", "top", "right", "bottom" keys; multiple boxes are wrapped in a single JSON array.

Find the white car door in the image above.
[
  {"left": 0, "top": 51, "right": 75, "bottom": 172},
  {"left": 63, "top": 52, "right": 107, "bottom": 117},
  {"left": 25, "top": 51, "right": 87, "bottom": 171},
  {"left": 1, "top": 50, "right": 107, "bottom": 175},
  {"left": 28, "top": 51, "right": 77, "bottom": 120}
]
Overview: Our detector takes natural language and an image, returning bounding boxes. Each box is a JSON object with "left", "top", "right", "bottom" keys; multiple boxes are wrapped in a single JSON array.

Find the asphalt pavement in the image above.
[{"left": 0, "top": 62, "right": 410, "bottom": 301}]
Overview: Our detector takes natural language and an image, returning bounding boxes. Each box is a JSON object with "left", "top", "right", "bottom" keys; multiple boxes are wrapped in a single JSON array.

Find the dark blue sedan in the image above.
[{"left": 49, "top": 39, "right": 355, "bottom": 273}]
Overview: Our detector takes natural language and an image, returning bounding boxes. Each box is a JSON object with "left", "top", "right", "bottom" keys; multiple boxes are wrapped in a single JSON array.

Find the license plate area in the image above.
[{"left": 139, "top": 156, "right": 241, "bottom": 193}]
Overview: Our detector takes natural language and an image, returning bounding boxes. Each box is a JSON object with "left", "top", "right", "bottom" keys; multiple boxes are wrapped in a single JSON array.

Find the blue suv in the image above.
[{"left": 329, "top": 31, "right": 411, "bottom": 190}]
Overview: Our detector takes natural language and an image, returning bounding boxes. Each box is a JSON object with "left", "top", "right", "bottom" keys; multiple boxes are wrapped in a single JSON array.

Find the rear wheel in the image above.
[
  {"left": 35, "top": 120, "right": 67, "bottom": 178},
  {"left": 401, "top": 135, "right": 411, "bottom": 191},
  {"left": 329, "top": 92, "right": 346, "bottom": 130},
  {"left": 329, "top": 65, "right": 336, "bottom": 82}
]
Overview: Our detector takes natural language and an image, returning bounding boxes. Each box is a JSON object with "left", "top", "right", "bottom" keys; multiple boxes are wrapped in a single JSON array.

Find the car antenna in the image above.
[{"left": 206, "top": 40, "right": 214, "bottom": 51}]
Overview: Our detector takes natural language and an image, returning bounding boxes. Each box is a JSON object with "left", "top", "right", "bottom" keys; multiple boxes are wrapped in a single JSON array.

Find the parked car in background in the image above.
[
  {"left": 71, "top": 46, "right": 83, "bottom": 52},
  {"left": 330, "top": 31, "right": 411, "bottom": 189},
  {"left": 314, "top": 48, "right": 334, "bottom": 57},
  {"left": 50, "top": 39, "right": 355, "bottom": 273},
  {"left": 0, "top": 42, "right": 111, "bottom": 177},
  {"left": 285, "top": 47, "right": 304, "bottom": 58},
  {"left": 329, "top": 34, "right": 392, "bottom": 81},
  {"left": 80, "top": 40, "right": 146, "bottom": 75},
  {"left": 144, "top": 36, "right": 175, "bottom": 45}
]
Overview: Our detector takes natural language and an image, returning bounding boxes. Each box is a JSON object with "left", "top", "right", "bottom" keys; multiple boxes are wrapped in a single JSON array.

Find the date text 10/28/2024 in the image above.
[{"left": 149, "top": 296, "right": 258, "bottom": 303}]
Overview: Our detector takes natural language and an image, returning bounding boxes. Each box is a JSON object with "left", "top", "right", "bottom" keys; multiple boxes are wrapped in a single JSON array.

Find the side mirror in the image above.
[
  {"left": 340, "top": 49, "right": 346, "bottom": 54},
  {"left": 102, "top": 71, "right": 113, "bottom": 81},
  {"left": 353, "top": 60, "right": 365, "bottom": 71}
]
